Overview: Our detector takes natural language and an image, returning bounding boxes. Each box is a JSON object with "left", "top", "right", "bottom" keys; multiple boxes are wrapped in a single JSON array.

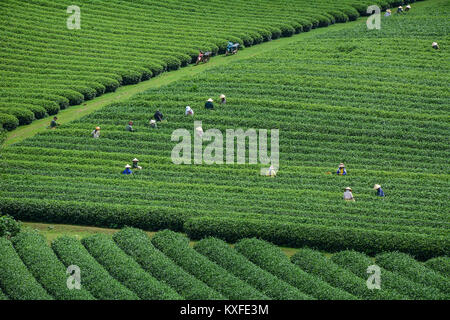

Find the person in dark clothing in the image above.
[
  {"left": 49, "top": 116, "right": 59, "bottom": 129},
  {"left": 205, "top": 98, "right": 214, "bottom": 110},
  {"left": 154, "top": 110, "right": 164, "bottom": 122},
  {"left": 373, "top": 184, "right": 385, "bottom": 197},
  {"left": 397, "top": 6, "right": 403, "bottom": 14},
  {"left": 126, "top": 121, "right": 134, "bottom": 132}
]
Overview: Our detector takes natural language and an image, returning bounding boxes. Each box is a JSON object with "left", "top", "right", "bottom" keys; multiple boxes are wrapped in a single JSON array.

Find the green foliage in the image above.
[
  {"left": 113, "top": 227, "right": 224, "bottom": 299},
  {"left": 194, "top": 237, "right": 310, "bottom": 300},
  {"left": 184, "top": 216, "right": 449, "bottom": 260},
  {"left": 51, "top": 236, "right": 138, "bottom": 300},
  {"left": 0, "top": 214, "right": 21, "bottom": 239},
  {"left": 375, "top": 252, "right": 450, "bottom": 296},
  {"left": 0, "top": 237, "right": 52, "bottom": 300},
  {"left": 234, "top": 238, "right": 356, "bottom": 300},
  {"left": 82, "top": 233, "right": 181, "bottom": 300},
  {"left": 12, "top": 231, "right": 94, "bottom": 300},
  {"left": 151, "top": 230, "right": 269, "bottom": 300},
  {"left": 424, "top": 256, "right": 450, "bottom": 278},
  {"left": 331, "top": 250, "right": 447, "bottom": 300},
  {"left": 0, "top": 112, "right": 19, "bottom": 131},
  {"left": 291, "top": 248, "right": 405, "bottom": 299}
]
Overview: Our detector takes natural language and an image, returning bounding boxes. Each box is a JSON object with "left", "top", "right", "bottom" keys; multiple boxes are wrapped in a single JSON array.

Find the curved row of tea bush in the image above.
[
  {"left": 12, "top": 232, "right": 94, "bottom": 300},
  {"left": 82, "top": 234, "right": 181, "bottom": 300},
  {"left": 112, "top": 227, "right": 225, "bottom": 300},
  {"left": 0, "top": 0, "right": 419, "bottom": 130},
  {"left": 151, "top": 230, "right": 270, "bottom": 300},
  {"left": 0, "top": 237, "right": 52, "bottom": 300},
  {"left": 2, "top": 227, "right": 448, "bottom": 300},
  {"left": 331, "top": 250, "right": 448, "bottom": 299},
  {"left": 51, "top": 236, "right": 138, "bottom": 300}
]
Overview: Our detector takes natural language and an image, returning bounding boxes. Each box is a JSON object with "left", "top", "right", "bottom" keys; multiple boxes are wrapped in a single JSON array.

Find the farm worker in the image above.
[
  {"left": 373, "top": 184, "right": 385, "bottom": 197},
  {"left": 195, "top": 126, "right": 204, "bottom": 138},
  {"left": 219, "top": 94, "right": 226, "bottom": 105},
  {"left": 205, "top": 98, "right": 214, "bottom": 110},
  {"left": 122, "top": 164, "right": 132, "bottom": 175},
  {"left": 149, "top": 119, "right": 157, "bottom": 128},
  {"left": 185, "top": 106, "right": 194, "bottom": 116},
  {"left": 336, "top": 163, "right": 347, "bottom": 176},
  {"left": 49, "top": 116, "right": 59, "bottom": 128},
  {"left": 126, "top": 121, "right": 134, "bottom": 132},
  {"left": 132, "top": 158, "right": 142, "bottom": 170},
  {"left": 196, "top": 51, "right": 204, "bottom": 66},
  {"left": 154, "top": 110, "right": 164, "bottom": 122},
  {"left": 267, "top": 165, "right": 277, "bottom": 177},
  {"left": 91, "top": 126, "right": 100, "bottom": 138},
  {"left": 397, "top": 6, "right": 403, "bottom": 14},
  {"left": 343, "top": 187, "right": 355, "bottom": 202},
  {"left": 432, "top": 42, "right": 440, "bottom": 50},
  {"left": 384, "top": 9, "right": 391, "bottom": 17},
  {"left": 405, "top": 5, "right": 411, "bottom": 12}
]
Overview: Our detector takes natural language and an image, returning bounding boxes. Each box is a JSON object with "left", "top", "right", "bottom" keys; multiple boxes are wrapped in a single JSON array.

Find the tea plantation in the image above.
[
  {"left": 0, "top": 0, "right": 448, "bottom": 300},
  {"left": 0, "top": 227, "right": 448, "bottom": 300}
]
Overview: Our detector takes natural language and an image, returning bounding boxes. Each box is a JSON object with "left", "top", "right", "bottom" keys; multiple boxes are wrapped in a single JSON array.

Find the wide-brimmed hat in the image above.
[
  {"left": 387, "top": 9, "right": 391, "bottom": 12},
  {"left": 339, "top": 163, "right": 345, "bottom": 168},
  {"left": 207, "top": 98, "right": 213, "bottom": 102},
  {"left": 373, "top": 184, "right": 381, "bottom": 190},
  {"left": 95, "top": 126, "right": 100, "bottom": 130},
  {"left": 406, "top": 5, "right": 411, "bottom": 8},
  {"left": 399, "top": 6, "right": 402, "bottom": 8},
  {"left": 132, "top": 158, "right": 139, "bottom": 162},
  {"left": 220, "top": 94, "right": 226, "bottom": 99},
  {"left": 345, "top": 187, "right": 352, "bottom": 191},
  {"left": 125, "top": 164, "right": 131, "bottom": 168}
]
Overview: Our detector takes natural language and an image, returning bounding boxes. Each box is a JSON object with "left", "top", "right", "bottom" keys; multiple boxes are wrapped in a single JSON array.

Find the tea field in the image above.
[
  {"left": 0, "top": 0, "right": 389, "bottom": 131},
  {"left": 1, "top": 0, "right": 448, "bottom": 261},
  {"left": 0, "top": 227, "right": 449, "bottom": 300}
]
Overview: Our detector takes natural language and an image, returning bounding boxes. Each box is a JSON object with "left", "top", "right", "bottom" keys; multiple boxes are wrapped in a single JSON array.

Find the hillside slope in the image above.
[
  {"left": 0, "top": 0, "right": 448, "bottom": 259},
  {"left": 0, "top": 0, "right": 415, "bottom": 130}
]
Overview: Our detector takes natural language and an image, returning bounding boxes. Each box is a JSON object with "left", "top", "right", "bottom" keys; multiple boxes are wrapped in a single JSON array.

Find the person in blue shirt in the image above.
[
  {"left": 385, "top": 9, "right": 391, "bottom": 17},
  {"left": 336, "top": 163, "right": 347, "bottom": 176},
  {"left": 373, "top": 184, "right": 385, "bottom": 197},
  {"left": 122, "top": 164, "right": 132, "bottom": 175}
]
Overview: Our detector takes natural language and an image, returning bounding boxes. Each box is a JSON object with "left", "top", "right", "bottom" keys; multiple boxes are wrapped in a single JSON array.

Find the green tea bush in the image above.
[
  {"left": 424, "top": 257, "right": 450, "bottom": 278},
  {"left": 234, "top": 238, "right": 356, "bottom": 300},
  {"left": 291, "top": 248, "right": 404, "bottom": 299},
  {"left": 0, "top": 237, "right": 52, "bottom": 300},
  {"left": 194, "top": 237, "right": 310, "bottom": 300},
  {"left": 332, "top": 250, "right": 447, "bottom": 300},
  {"left": 82, "top": 234, "right": 181, "bottom": 300},
  {"left": 151, "top": 230, "right": 269, "bottom": 300},
  {"left": 0, "top": 214, "right": 21, "bottom": 239},
  {"left": 12, "top": 232, "right": 94, "bottom": 300},
  {"left": 52, "top": 236, "right": 138, "bottom": 300},
  {"left": 113, "top": 227, "right": 224, "bottom": 299}
]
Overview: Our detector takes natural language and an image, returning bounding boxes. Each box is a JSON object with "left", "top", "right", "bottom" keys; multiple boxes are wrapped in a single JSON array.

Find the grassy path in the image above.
[{"left": 3, "top": 15, "right": 369, "bottom": 147}]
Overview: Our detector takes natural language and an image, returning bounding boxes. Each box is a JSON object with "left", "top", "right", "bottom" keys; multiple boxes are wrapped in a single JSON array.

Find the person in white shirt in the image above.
[
  {"left": 185, "top": 106, "right": 194, "bottom": 116},
  {"left": 343, "top": 187, "right": 355, "bottom": 202},
  {"left": 91, "top": 126, "right": 100, "bottom": 138},
  {"left": 195, "top": 126, "right": 203, "bottom": 138},
  {"left": 267, "top": 165, "right": 277, "bottom": 177}
]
